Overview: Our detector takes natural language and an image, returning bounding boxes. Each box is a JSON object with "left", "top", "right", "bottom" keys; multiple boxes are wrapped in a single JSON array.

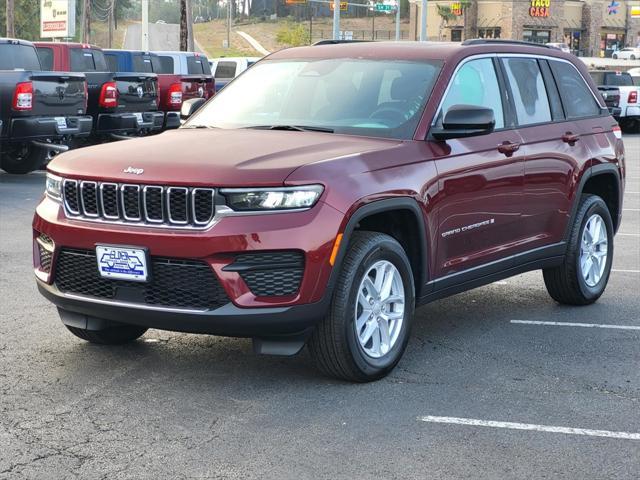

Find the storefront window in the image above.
[
  {"left": 523, "top": 29, "right": 550, "bottom": 44},
  {"left": 451, "top": 29, "right": 463, "bottom": 42},
  {"left": 600, "top": 32, "right": 625, "bottom": 58},
  {"left": 478, "top": 28, "right": 501, "bottom": 39},
  {"left": 564, "top": 30, "right": 581, "bottom": 54}
]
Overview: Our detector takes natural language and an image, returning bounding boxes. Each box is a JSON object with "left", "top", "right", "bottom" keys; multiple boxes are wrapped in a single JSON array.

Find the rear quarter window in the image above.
[
  {"left": 132, "top": 55, "right": 154, "bottom": 73},
  {"left": 105, "top": 54, "right": 119, "bottom": 72},
  {"left": 549, "top": 61, "right": 601, "bottom": 119},
  {"left": 215, "top": 61, "right": 237, "bottom": 79},
  {"left": 70, "top": 49, "right": 106, "bottom": 71},
  {"left": 157, "top": 56, "right": 174, "bottom": 74},
  {"left": 187, "top": 55, "right": 209, "bottom": 74}
]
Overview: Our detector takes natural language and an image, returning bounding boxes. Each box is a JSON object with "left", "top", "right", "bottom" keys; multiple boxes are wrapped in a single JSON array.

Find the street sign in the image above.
[
  {"left": 330, "top": 1, "right": 348, "bottom": 11},
  {"left": 374, "top": 3, "right": 395, "bottom": 12},
  {"left": 40, "top": 0, "right": 76, "bottom": 38}
]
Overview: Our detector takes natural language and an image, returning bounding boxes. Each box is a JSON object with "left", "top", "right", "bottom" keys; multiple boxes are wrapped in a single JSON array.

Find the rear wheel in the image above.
[
  {"left": 543, "top": 194, "right": 613, "bottom": 305},
  {"left": 65, "top": 325, "right": 148, "bottom": 345},
  {"left": 0, "top": 144, "right": 49, "bottom": 174},
  {"left": 612, "top": 53, "right": 619, "bottom": 59},
  {"left": 308, "top": 231, "right": 415, "bottom": 382}
]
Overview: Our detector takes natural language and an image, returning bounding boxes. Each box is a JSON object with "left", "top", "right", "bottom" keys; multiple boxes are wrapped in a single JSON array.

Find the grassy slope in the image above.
[{"left": 89, "top": 20, "right": 133, "bottom": 49}]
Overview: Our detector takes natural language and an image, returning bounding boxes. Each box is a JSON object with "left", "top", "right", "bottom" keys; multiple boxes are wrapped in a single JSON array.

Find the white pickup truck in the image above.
[
  {"left": 209, "top": 57, "right": 261, "bottom": 91},
  {"left": 590, "top": 70, "right": 640, "bottom": 132}
]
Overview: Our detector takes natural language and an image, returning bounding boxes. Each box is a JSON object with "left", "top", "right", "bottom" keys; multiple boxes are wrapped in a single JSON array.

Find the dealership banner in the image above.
[{"left": 40, "top": 0, "right": 76, "bottom": 39}]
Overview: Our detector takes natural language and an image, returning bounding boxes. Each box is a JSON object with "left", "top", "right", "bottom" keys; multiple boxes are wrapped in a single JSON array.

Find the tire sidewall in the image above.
[
  {"left": 342, "top": 238, "right": 415, "bottom": 377},
  {"left": 574, "top": 198, "right": 614, "bottom": 300}
]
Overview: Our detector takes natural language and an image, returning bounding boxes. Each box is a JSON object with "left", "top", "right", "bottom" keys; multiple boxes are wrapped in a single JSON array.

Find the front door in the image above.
[{"left": 430, "top": 57, "right": 526, "bottom": 279}]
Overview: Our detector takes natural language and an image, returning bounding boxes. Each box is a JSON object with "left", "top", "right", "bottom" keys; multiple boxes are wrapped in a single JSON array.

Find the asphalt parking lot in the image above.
[{"left": 1, "top": 135, "right": 638, "bottom": 479}]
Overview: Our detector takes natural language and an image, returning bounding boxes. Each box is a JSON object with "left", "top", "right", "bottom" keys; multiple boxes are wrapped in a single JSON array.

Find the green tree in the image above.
[{"left": 1, "top": 0, "right": 40, "bottom": 40}]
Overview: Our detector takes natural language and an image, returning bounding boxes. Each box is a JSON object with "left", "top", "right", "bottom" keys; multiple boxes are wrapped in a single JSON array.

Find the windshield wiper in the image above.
[
  {"left": 182, "top": 125, "right": 217, "bottom": 129},
  {"left": 243, "top": 125, "right": 334, "bottom": 133}
]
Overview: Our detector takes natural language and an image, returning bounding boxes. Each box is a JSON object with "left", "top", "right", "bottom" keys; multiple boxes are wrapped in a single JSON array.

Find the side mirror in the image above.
[
  {"left": 431, "top": 104, "right": 495, "bottom": 140},
  {"left": 180, "top": 98, "right": 207, "bottom": 120}
]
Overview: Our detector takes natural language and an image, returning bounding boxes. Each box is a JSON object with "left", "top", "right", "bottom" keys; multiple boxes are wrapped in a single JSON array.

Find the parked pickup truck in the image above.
[
  {"left": 35, "top": 42, "right": 164, "bottom": 142},
  {"left": 589, "top": 70, "right": 640, "bottom": 132},
  {"left": 102, "top": 49, "right": 197, "bottom": 129},
  {"left": 209, "top": 56, "right": 261, "bottom": 91},
  {"left": 0, "top": 38, "right": 92, "bottom": 174},
  {"left": 154, "top": 51, "right": 215, "bottom": 100}
]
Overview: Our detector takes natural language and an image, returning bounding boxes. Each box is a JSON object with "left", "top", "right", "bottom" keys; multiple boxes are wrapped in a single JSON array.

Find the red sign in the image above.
[
  {"left": 530, "top": 0, "right": 550, "bottom": 17},
  {"left": 42, "top": 21, "right": 67, "bottom": 32}
]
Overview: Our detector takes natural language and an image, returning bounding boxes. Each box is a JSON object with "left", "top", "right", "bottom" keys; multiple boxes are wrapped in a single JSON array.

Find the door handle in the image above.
[
  {"left": 497, "top": 141, "right": 520, "bottom": 157},
  {"left": 562, "top": 132, "right": 580, "bottom": 144}
]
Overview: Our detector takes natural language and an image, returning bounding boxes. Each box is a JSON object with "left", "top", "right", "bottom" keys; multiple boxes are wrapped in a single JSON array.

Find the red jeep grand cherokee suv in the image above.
[{"left": 33, "top": 40, "right": 626, "bottom": 382}]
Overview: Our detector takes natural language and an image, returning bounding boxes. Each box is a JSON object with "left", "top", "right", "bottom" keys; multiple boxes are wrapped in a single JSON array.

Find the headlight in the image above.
[
  {"left": 221, "top": 185, "right": 324, "bottom": 211},
  {"left": 45, "top": 173, "right": 62, "bottom": 201}
]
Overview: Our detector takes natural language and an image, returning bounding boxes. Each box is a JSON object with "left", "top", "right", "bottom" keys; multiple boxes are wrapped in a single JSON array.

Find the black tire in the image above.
[
  {"left": 308, "top": 231, "right": 415, "bottom": 382},
  {"left": 0, "top": 145, "right": 48, "bottom": 174},
  {"left": 65, "top": 325, "right": 148, "bottom": 345},
  {"left": 612, "top": 54, "right": 618, "bottom": 59},
  {"left": 543, "top": 194, "right": 614, "bottom": 306}
]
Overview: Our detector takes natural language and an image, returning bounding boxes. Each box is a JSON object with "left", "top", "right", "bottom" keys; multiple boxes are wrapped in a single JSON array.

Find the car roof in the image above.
[
  {"left": 268, "top": 40, "right": 567, "bottom": 63},
  {"left": 154, "top": 51, "right": 207, "bottom": 57},
  {"left": 33, "top": 41, "right": 102, "bottom": 49},
  {"left": 0, "top": 37, "right": 35, "bottom": 46},
  {"left": 103, "top": 48, "right": 158, "bottom": 56}
]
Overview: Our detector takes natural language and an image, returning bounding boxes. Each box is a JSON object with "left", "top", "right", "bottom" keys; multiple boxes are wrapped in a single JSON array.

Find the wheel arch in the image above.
[{"left": 327, "top": 197, "right": 430, "bottom": 299}]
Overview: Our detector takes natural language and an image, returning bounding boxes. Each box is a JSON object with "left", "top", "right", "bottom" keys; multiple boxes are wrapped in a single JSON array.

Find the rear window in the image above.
[
  {"left": 187, "top": 55, "right": 211, "bottom": 75},
  {"left": 550, "top": 61, "right": 601, "bottom": 119},
  {"left": 70, "top": 49, "right": 108, "bottom": 72},
  {"left": 215, "top": 61, "right": 237, "bottom": 79},
  {"left": 36, "top": 47, "right": 54, "bottom": 71},
  {"left": 133, "top": 55, "right": 154, "bottom": 73},
  {"left": 603, "top": 72, "right": 633, "bottom": 87},
  {"left": 157, "top": 55, "right": 174, "bottom": 74},
  {"left": 105, "top": 54, "right": 119, "bottom": 72},
  {"left": 0, "top": 44, "right": 41, "bottom": 70}
]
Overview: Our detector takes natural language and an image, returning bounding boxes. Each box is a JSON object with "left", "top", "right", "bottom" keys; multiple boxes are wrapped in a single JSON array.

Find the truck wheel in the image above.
[
  {"left": 612, "top": 54, "right": 618, "bottom": 59},
  {"left": 65, "top": 325, "right": 148, "bottom": 345},
  {"left": 543, "top": 195, "right": 613, "bottom": 306},
  {"left": 308, "top": 231, "right": 415, "bottom": 382},
  {"left": 0, "top": 145, "right": 48, "bottom": 174}
]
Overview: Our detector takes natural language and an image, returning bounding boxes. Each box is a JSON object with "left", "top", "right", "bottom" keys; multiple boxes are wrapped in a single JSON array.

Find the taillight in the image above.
[
  {"left": 13, "top": 81, "right": 33, "bottom": 111},
  {"left": 168, "top": 83, "right": 183, "bottom": 106},
  {"left": 612, "top": 125, "right": 622, "bottom": 139},
  {"left": 628, "top": 91, "right": 638, "bottom": 104},
  {"left": 99, "top": 82, "right": 118, "bottom": 108},
  {"left": 83, "top": 81, "right": 88, "bottom": 111}
]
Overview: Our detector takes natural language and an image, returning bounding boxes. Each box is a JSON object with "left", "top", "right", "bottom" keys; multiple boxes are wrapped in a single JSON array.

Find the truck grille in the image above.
[
  {"left": 62, "top": 179, "right": 215, "bottom": 229},
  {"left": 54, "top": 248, "right": 229, "bottom": 311}
]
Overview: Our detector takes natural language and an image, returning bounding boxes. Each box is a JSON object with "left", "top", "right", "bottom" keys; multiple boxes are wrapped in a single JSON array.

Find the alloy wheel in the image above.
[{"left": 580, "top": 213, "right": 608, "bottom": 287}]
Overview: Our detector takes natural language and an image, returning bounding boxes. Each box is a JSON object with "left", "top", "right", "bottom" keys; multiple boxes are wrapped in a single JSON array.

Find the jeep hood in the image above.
[{"left": 49, "top": 129, "right": 402, "bottom": 186}]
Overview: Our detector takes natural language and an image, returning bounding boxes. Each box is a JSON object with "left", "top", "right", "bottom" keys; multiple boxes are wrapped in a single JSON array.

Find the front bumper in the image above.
[
  {"left": 7, "top": 115, "right": 93, "bottom": 141},
  {"left": 33, "top": 196, "right": 343, "bottom": 336},
  {"left": 95, "top": 111, "right": 164, "bottom": 134}
]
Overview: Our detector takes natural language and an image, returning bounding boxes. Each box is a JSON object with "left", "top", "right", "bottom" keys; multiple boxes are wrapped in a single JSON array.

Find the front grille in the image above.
[
  {"left": 227, "top": 251, "right": 305, "bottom": 297},
  {"left": 54, "top": 248, "right": 229, "bottom": 310},
  {"left": 62, "top": 179, "right": 215, "bottom": 229}
]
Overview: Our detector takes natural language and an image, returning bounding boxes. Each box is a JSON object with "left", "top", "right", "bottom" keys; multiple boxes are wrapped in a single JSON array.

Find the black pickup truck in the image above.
[
  {"left": 0, "top": 38, "right": 92, "bottom": 174},
  {"left": 35, "top": 42, "right": 164, "bottom": 143}
]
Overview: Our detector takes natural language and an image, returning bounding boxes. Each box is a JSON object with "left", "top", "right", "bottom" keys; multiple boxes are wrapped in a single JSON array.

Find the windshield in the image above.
[{"left": 186, "top": 58, "right": 443, "bottom": 139}]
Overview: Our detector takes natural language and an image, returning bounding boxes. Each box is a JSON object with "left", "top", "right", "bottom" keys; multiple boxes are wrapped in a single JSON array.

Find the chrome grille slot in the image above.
[
  {"left": 121, "top": 185, "right": 142, "bottom": 221},
  {"left": 63, "top": 180, "right": 80, "bottom": 214},
  {"left": 168, "top": 187, "right": 189, "bottom": 224},
  {"left": 100, "top": 183, "right": 119, "bottom": 219},
  {"left": 80, "top": 181, "right": 99, "bottom": 217},
  {"left": 143, "top": 186, "right": 164, "bottom": 223},
  {"left": 61, "top": 180, "right": 215, "bottom": 229}
]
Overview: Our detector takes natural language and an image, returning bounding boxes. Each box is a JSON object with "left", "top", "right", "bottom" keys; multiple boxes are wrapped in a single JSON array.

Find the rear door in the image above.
[
  {"left": 499, "top": 56, "right": 592, "bottom": 251},
  {"left": 113, "top": 73, "right": 159, "bottom": 112},
  {"left": 432, "top": 57, "right": 526, "bottom": 279}
]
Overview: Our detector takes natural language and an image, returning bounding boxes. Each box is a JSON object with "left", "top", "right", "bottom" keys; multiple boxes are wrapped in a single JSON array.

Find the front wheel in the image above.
[
  {"left": 612, "top": 54, "right": 618, "bottom": 59},
  {"left": 308, "top": 231, "right": 415, "bottom": 382},
  {"left": 543, "top": 194, "right": 613, "bottom": 305}
]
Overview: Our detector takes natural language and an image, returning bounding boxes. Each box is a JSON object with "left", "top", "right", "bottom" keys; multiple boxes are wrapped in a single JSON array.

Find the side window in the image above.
[
  {"left": 158, "top": 56, "right": 174, "bottom": 74},
  {"left": 215, "top": 61, "right": 237, "bottom": 79},
  {"left": 439, "top": 58, "right": 504, "bottom": 129},
  {"left": 187, "top": 55, "right": 206, "bottom": 74},
  {"left": 36, "top": 47, "right": 54, "bottom": 71},
  {"left": 91, "top": 50, "right": 108, "bottom": 71},
  {"left": 549, "top": 61, "right": 601, "bottom": 119},
  {"left": 70, "top": 49, "right": 96, "bottom": 71},
  {"left": 502, "top": 58, "right": 551, "bottom": 126},
  {"left": 132, "top": 55, "right": 154, "bottom": 73}
]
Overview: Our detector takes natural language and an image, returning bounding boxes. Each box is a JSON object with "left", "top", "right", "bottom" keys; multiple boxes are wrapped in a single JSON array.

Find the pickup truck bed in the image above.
[{"left": 1, "top": 38, "right": 92, "bottom": 174}]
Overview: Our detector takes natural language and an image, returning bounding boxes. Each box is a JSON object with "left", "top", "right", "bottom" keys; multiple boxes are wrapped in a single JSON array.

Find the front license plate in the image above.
[
  {"left": 55, "top": 117, "right": 67, "bottom": 129},
  {"left": 134, "top": 112, "right": 144, "bottom": 125},
  {"left": 96, "top": 246, "right": 148, "bottom": 282}
]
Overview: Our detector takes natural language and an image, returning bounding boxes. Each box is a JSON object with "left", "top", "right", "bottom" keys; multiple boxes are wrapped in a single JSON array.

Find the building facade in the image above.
[{"left": 408, "top": 0, "right": 640, "bottom": 57}]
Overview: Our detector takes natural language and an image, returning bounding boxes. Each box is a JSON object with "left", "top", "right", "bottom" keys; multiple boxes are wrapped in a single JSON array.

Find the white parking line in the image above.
[
  {"left": 625, "top": 191, "right": 640, "bottom": 194},
  {"left": 623, "top": 208, "right": 639, "bottom": 211},
  {"left": 618, "top": 233, "right": 640, "bottom": 237},
  {"left": 612, "top": 269, "right": 640, "bottom": 273},
  {"left": 418, "top": 416, "right": 640, "bottom": 440},
  {"left": 510, "top": 320, "right": 640, "bottom": 330}
]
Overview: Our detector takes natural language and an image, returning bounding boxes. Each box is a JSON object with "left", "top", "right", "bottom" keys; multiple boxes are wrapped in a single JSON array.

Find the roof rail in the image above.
[
  {"left": 312, "top": 40, "right": 372, "bottom": 46},
  {"left": 462, "top": 39, "right": 551, "bottom": 48}
]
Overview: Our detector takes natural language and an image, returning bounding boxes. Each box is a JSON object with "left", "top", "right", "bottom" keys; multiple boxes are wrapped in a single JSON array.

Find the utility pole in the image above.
[
  {"left": 86, "top": 0, "right": 92, "bottom": 44},
  {"left": 395, "top": 0, "right": 400, "bottom": 41},
  {"left": 419, "top": 0, "right": 427, "bottom": 41},
  {"left": 180, "top": 0, "right": 188, "bottom": 51},
  {"left": 108, "top": 0, "right": 114, "bottom": 48},
  {"left": 226, "top": 0, "right": 231, "bottom": 50},
  {"left": 6, "top": 0, "right": 15, "bottom": 38},
  {"left": 186, "top": 0, "right": 194, "bottom": 51},
  {"left": 332, "top": 0, "right": 340, "bottom": 39},
  {"left": 142, "top": 0, "right": 149, "bottom": 50}
]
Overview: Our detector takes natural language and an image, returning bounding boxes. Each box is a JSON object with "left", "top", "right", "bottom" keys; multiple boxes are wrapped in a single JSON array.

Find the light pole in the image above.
[
  {"left": 142, "top": 0, "right": 149, "bottom": 50},
  {"left": 420, "top": 0, "right": 427, "bottom": 41},
  {"left": 395, "top": 0, "right": 400, "bottom": 40},
  {"left": 332, "top": 0, "right": 340, "bottom": 40}
]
